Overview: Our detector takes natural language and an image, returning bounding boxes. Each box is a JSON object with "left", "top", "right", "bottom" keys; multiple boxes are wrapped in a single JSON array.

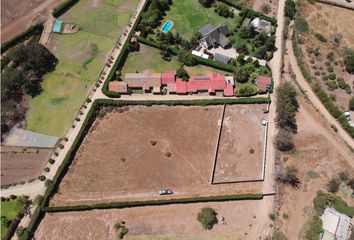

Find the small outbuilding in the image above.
[{"left": 108, "top": 81, "right": 128, "bottom": 93}]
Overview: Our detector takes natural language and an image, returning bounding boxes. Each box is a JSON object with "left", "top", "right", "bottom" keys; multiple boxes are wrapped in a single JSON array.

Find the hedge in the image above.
[
  {"left": 3, "top": 213, "right": 24, "bottom": 240},
  {"left": 191, "top": 55, "right": 235, "bottom": 72},
  {"left": 1, "top": 24, "right": 44, "bottom": 53},
  {"left": 292, "top": 37, "right": 312, "bottom": 83},
  {"left": 313, "top": 86, "right": 343, "bottom": 119},
  {"left": 52, "top": 0, "right": 79, "bottom": 18},
  {"left": 44, "top": 193, "right": 263, "bottom": 212},
  {"left": 338, "top": 115, "right": 354, "bottom": 138}
]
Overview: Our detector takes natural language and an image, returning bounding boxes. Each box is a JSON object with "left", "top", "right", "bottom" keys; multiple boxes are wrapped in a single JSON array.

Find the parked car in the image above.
[{"left": 159, "top": 189, "right": 173, "bottom": 195}]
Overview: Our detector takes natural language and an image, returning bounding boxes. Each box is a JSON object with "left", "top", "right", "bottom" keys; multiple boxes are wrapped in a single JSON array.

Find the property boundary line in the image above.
[
  {"left": 210, "top": 103, "right": 226, "bottom": 184},
  {"left": 211, "top": 115, "right": 269, "bottom": 184}
]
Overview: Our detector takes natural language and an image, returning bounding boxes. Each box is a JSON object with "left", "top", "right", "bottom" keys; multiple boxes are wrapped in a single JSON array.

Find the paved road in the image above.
[{"left": 286, "top": 26, "right": 354, "bottom": 150}]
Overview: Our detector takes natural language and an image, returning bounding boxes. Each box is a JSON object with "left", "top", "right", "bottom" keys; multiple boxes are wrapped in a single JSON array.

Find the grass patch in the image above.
[
  {"left": 25, "top": 0, "right": 140, "bottom": 136},
  {"left": 307, "top": 170, "right": 321, "bottom": 179},
  {"left": 1, "top": 200, "right": 18, "bottom": 238},
  {"left": 160, "top": 0, "right": 239, "bottom": 38}
]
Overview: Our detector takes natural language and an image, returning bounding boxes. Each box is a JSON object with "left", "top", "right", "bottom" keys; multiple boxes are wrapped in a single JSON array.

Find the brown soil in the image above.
[
  {"left": 247, "top": 0, "right": 278, "bottom": 17},
  {"left": 1, "top": 0, "right": 66, "bottom": 44},
  {"left": 297, "top": 0, "right": 354, "bottom": 110},
  {"left": 214, "top": 105, "right": 266, "bottom": 182},
  {"left": 36, "top": 197, "right": 275, "bottom": 240},
  {"left": 1, "top": 146, "right": 53, "bottom": 185},
  {"left": 51, "top": 105, "right": 263, "bottom": 206},
  {"left": 277, "top": 96, "right": 354, "bottom": 238}
]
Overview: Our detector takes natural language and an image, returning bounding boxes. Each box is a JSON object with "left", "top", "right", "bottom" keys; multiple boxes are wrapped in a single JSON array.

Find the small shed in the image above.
[{"left": 214, "top": 53, "right": 230, "bottom": 64}]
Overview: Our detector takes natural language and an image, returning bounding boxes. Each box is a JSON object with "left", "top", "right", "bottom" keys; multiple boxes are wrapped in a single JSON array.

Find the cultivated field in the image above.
[
  {"left": 25, "top": 0, "right": 140, "bottom": 136},
  {"left": 36, "top": 198, "right": 274, "bottom": 240},
  {"left": 120, "top": 44, "right": 229, "bottom": 77},
  {"left": 214, "top": 105, "right": 266, "bottom": 182},
  {"left": 1, "top": 146, "right": 52, "bottom": 185},
  {"left": 277, "top": 97, "right": 354, "bottom": 238},
  {"left": 51, "top": 105, "right": 263, "bottom": 206},
  {"left": 296, "top": 0, "right": 354, "bottom": 110}
]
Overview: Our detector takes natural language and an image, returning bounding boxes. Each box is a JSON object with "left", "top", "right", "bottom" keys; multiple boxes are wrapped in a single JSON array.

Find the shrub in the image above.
[
  {"left": 345, "top": 53, "right": 354, "bottom": 74},
  {"left": 43, "top": 167, "right": 50, "bottom": 173},
  {"left": 314, "top": 33, "right": 327, "bottom": 42},
  {"left": 327, "top": 178, "right": 340, "bottom": 193},
  {"left": 269, "top": 213, "right": 276, "bottom": 221},
  {"left": 313, "top": 191, "right": 354, "bottom": 217},
  {"left": 277, "top": 165, "right": 300, "bottom": 188},
  {"left": 284, "top": 0, "right": 296, "bottom": 19},
  {"left": 9, "top": 195, "right": 17, "bottom": 200},
  {"left": 283, "top": 213, "right": 289, "bottom": 219},
  {"left": 38, "top": 175, "right": 46, "bottom": 181},
  {"left": 294, "top": 17, "right": 309, "bottom": 32},
  {"left": 313, "top": 86, "right": 343, "bottom": 119},
  {"left": 275, "top": 128, "right": 294, "bottom": 151},
  {"left": 197, "top": 207, "right": 218, "bottom": 230},
  {"left": 48, "top": 159, "right": 55, "bottom": 164},
  {"left": 349, "top": 96, "right": 354, "bottom": 111},
  {"left": 305, "top": 216, "right": 322, "bottom": 240},
  {"left": 198, "top": 0, "right": 214, "bottom": 7},
  {"left": 339, "top": 172, "right": 349, "bottom": 182},
  {"left": 33, "top": 195, "right": 44, "bottom": 206},
  {"left": 325, "top": 80, "right": 338, "bottom": 91}
]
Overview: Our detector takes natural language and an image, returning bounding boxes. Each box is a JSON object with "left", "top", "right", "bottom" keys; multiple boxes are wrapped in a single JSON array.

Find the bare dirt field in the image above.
[
  {"left": 36, "top": 197, "right": 274, "bottom": 240},
  {"left": 246, "top": 0, "right": 278, "bottom": 17},
  {"left": 214, "top": 105, "right": 266, "bottom": 182},
  {"left": 0, "top": 146, "right": 52, "bottom": 185},
  {"left": 51, "top": 105, "right": 263, "bottom": 206},
  {"left": 1, "top": 0, "right": 65, "bottom": 43},
  {"left": 276, "top": 96, "right": 354, "bottom": 238},
  {"left": 297, "top": 0, "right": 354, "bottom": 110}
]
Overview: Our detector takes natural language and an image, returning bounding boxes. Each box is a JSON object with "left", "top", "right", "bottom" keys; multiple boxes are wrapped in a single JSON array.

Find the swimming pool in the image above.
[{"left": 161, "top": 21, "right": 173, "bottom": 33}]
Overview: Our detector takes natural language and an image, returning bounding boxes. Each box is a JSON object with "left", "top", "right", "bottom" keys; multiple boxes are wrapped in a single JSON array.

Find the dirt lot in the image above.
[
  {"left": 214, "top": 105, "right": 266, "bottom": 182},
  {"left": 1, "top": 146, "right": 52, "bottom": 185},
  {"left": 246, "top": 0, "right": 278, "bottom": 17},
  {"left": 297, "top": 0, "right": 354, "bottom": 110},
  {"left": 276, "top": 96, "right": 354, "bottom": 238},
  {"left": 1, "top": 0, "right": 65, "bottom": 43},
  {"left": 51, "top": 105, "right": 262, "bottom": 206},
  {"left": 36, "top": 197, "right": 274, "bottom": 240}
]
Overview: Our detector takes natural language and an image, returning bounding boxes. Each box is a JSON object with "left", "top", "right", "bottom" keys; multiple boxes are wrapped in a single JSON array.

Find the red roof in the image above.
[
  {"left": 161, "top": 71, "right": 176, "bottom": 85},
  {"left": 108, "top": 81, "right": 128, "bottom": 93},
  {"left": 223, "top": 84, "right": 234, "bottom": 96},
  {"left": 175, "top": 72, "right": 233, "bottom": 95},
  {"left": 255, "top": 76, "right": 272, "bottom": 92}
]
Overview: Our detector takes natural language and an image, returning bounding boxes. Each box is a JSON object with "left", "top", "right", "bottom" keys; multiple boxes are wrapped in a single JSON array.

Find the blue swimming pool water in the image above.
[{"left": 162, "top": 21, "right": 173, "bottom": 33}]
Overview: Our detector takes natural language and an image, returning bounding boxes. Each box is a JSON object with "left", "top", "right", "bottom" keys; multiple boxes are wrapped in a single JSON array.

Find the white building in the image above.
[{"left": 320, "top": 207, "right": 352, "bottom": 240}]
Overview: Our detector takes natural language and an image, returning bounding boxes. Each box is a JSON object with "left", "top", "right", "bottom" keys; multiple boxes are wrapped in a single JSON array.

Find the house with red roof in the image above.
[
  {"left": 124, "top": 70, "right": 162, "bottom": 92},
  {"left": 161, "top": 71, "right": 176, "bottom": 85},
  {"left": 255, "top": 76, "right": 272, "bottom": 92},
  {"left": 108, "top": 81, "right": 128, "bottom": 93},
  {"left": 171, "top": 72, "right": 234, "bottom": 96}
]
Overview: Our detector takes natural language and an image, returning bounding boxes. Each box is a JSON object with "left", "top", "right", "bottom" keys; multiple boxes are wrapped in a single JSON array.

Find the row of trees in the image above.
[
  {"left": 214, "top": 3, "right": 234, "bottom": 18},
  {"left": 1, "top": 43, "right": 58, "bottom": 135},
  {"left": 275, "top": 81, "right": 299, "bottom": 151}
]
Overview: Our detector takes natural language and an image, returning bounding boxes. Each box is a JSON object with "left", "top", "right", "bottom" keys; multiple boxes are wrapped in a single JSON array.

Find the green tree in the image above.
[
  {"left": 284, "top": 0, "right": 296, "bottom": 20},
  {"left": 345, "top": 53, "right": 354, "bottom": 74},
  {"left": 176, "top": 68, "right": 190, "bottom": 81},
  {"left": 198, "top": 0, "right": 214, "bottom": 8},
  {"left": 275, "top": 81, "right": 299, "bottom": 133},
  {"left": 305, "top": 216, "right": 322, "bottom": 240},
  {"left": 234, "top": 63, "right": 254, "bottom": 83},
  {"left": 197, "top": 207, "right": 218, "bottom": 230},
  {"left": 349, "top": 96, "right": 354, "bottom": 111},
  {"left": 327, "top": 178, "right": 340, "bottom": 193},
  {"left": 178, "top": 51, "right": 197, "bottom": 66}
]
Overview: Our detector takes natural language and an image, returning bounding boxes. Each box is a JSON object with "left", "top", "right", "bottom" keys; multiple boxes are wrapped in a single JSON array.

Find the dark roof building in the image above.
[
  {"left": 199, "top": 24, "right": 231, "bottom": 49},
  {"left": 214, "top": 53, "right": 230, "bottom": 64}
]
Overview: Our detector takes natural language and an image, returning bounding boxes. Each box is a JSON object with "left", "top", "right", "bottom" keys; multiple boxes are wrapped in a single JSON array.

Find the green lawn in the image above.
[
  {"left": 1, "top": 200, "right": 18, "bottom": 238},
  {"left": 120, "top": 44, "right": 229, "bottom": 77},
  {"left": 160, "top": 0, "right": 240, "bottom": 38},
  {"left": 25, "top": 0, "right": 140, "bottom": 136}
]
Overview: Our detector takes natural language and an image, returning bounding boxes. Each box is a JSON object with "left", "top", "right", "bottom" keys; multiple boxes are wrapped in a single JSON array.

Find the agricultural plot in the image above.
[
  {"left": 1, "top": 146, "right": 53, "bottom": 185},
  {"left": 51, "top": 105, "right": 262, "bottom": 206},
  {"left": 25, "top": 0, "right": 140, "bottom": 136},
  {"left": 36, "top": 199, "right": 273, "bottom": 240},
  {"left": 213, "top": 105, "right": 267, "bottom": 183}
]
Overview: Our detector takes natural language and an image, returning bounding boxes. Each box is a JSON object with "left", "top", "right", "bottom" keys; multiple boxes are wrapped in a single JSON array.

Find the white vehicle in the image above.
[{"left": 159, "top": 189, "right": 173, "bottom": 195}]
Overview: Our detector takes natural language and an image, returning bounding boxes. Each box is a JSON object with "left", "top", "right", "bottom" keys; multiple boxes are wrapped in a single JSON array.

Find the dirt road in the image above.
[
  {"left": 286, "top": 27, "right": 354, "bottom": 154},
  {"left": 1, "top": 0, "right": 65, "bottom": 44}
]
